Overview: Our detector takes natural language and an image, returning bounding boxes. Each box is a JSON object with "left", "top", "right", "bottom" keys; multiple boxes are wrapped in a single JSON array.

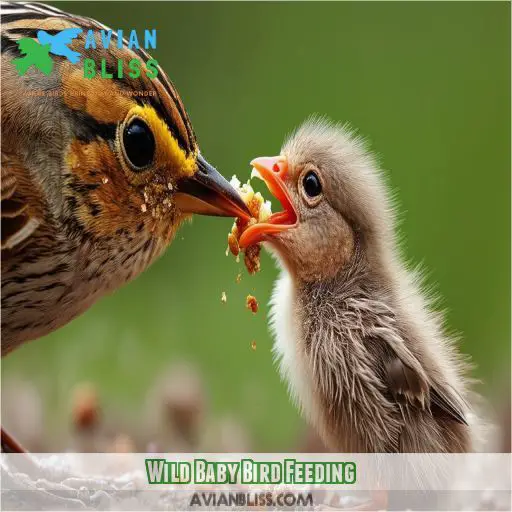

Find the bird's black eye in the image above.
[
  {"left": 303, "top": 170, "right": 322, "bottom": 198},
  {"left": 122, "top": 118, "right": 155, "bottom": 170}
]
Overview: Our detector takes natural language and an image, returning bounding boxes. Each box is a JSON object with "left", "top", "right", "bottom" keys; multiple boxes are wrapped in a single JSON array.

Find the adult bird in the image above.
[
  {"left": 240, "top": 119, "right": 477, "bottom": 454},
  {"left": 1, "top": 2, "right": 249, "bottom": 451}
]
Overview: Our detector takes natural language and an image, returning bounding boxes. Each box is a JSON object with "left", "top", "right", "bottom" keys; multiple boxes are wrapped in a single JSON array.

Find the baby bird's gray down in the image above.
[{"left": 263, "top": 119, "right": 477, "bottom": 453}]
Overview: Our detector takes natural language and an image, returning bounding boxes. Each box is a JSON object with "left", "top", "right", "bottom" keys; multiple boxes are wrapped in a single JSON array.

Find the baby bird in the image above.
[{"left": 240, "top": 119, "right": 475, "bottom": 453}]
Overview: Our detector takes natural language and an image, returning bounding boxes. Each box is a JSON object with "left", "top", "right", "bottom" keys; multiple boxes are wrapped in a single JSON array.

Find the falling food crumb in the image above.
[
  {"left": 244, "top": 245, "right": 261, "bottom": 274},
  {"left": 167, "top": 182, "right": 173, "bottom": 191},
  {"left": 221, "top": 291, "right": 227, "bottom": 304},
  {"left": 236, "top": 273, "right": 242, "bottom": 284},
  {"left": 250, "top": 340, "right": 257, "bottom": 351},
  {"left": 246, "top": 294, "right": 258, "bottom": 313},
  {"left": 141, "top": 203, "right": 147, "bottom": 213},
  {"left": 102, "top": 176, "right": 109, "bottom": 184}
]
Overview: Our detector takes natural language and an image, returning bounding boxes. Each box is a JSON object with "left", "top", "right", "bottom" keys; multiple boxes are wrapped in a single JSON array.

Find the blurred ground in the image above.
[
  {"left": 1, "top": 2, "right": 510, "bottom": 452},
  {"left": 2, "top": 363, "right": 329, "bottom": 453}
]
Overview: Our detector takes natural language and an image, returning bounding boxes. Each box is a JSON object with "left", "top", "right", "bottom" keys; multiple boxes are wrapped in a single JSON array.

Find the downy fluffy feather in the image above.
[{"left": 268, "top": 118, "right": 481, "bottom": 453}]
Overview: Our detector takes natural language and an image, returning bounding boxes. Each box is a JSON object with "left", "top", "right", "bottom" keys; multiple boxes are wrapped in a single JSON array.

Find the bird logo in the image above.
[
  {"left": 12, "top": 38, "right": 53, "bottom": 76},
  {"left": 37, "top": 28, "right": 83, "bottom": 63},
  {"left": 13, "top": 28, "right": 82, "bottom": 76}
]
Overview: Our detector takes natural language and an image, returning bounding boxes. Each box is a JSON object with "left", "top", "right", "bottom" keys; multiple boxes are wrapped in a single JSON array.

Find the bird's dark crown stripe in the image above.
[
  {"left": 145, "top": 91, "right": 191, "bottom": 152},
  {"left": 4, "top": 27, "right": 60, "bottom": 39},
  {"left": 1, "top": 11, "right": 49, "bottom": 23},
  {"left": 1, "top": 34, "right": 18, "bottom": 54},
  {"left": 24, "top": 2, "right": 66, "bottom": 16},
  {"left": 152, "top": 64, "right": 195, "bottom": 147},
  {"left": 80, "top": 21, "right": 195, "bottom": 154},
  {"left": 157, "top": 71, "right": 195, "bottom": 152},
  {"left": 2, "top": 1, "right": 66, "bottom": 17},
  {"left": 2, "top": 1, "right": 196, "bottom": 154}
]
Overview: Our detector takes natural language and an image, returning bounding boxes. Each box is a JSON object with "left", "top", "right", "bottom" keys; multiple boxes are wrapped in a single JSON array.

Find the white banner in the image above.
[{"left": 1, "top": 453, "right": 510, "bottom": 510}]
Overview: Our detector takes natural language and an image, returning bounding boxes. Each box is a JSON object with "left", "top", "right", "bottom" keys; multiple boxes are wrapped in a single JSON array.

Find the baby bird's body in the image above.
[
  {"left": 243, "top": 120, "right": 475, "bottom": 453},
  {"left": 271, "top": 256, "right": 472, "bottom": 453}
]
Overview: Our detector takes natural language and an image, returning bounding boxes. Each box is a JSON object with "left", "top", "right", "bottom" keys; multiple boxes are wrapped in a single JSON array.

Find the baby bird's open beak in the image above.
[
  {"left": 239, "top": 156, "right": 298, "bottom": 248},
  {"left": 175, "top": 154, "right": 251, "bottom": 219}
]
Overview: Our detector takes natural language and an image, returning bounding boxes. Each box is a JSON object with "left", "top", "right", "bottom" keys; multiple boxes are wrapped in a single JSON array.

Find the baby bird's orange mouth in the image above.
[{"left": 239, "top": 156, "right": 298, "bottom": 248}]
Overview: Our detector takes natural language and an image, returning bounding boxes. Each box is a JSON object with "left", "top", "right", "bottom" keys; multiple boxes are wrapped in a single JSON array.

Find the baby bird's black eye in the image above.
[
  {"left": 303, "top": 171, "right": 322, "bottom": 198},
  {"left": 122, "top": 118, "right": 155, "bottom": 170}
]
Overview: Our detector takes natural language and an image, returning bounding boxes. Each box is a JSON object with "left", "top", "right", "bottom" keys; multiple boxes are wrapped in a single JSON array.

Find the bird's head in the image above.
[
  {"left": 3, "top": 6, "right": 250, "bottom": 250},
  {"left": 60, "top": 61, "right": 250, "bottom": 247},
  {"left": 63, "top": 96, "right": 250, "bottom": 245},
  {"left": 239, "top": 118, "right": 393, "bottom": 282}
]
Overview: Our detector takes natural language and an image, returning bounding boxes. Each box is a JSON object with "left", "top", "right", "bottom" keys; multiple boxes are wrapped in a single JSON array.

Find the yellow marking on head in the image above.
[
  {"left": 127, "top": 104, "right": 196, "bottom": 179},
  {"left": 150, "top": 75, "right": 195, "bottom": 153}
]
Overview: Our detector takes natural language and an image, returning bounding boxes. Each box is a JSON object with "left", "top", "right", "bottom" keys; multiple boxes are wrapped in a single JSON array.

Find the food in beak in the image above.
[
  {"left": 175, "top": 154, "right": 251, "bottom": 219},
  {"left": 225, "top": 176, "right": 270, "bottom": 274},
  {"left": 225, "top": 156, "right": 297, "bottom": 274},
  {"left": 239, "top": 157, "right": 297, "bottom": 248}
]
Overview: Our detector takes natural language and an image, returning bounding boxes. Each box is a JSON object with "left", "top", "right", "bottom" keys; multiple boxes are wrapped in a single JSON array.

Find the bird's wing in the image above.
[
  {"left": 385, "top": 355, "right": 468, "bottom": 425},
  {"left": 385, "top": 356, "right": 430, "bottom": 409},
  {"left": 1, "top": 153, "right": 41, "bottom": 251},
  {"left": 430, "top": 384, "right": 468, "bottom": 425}
]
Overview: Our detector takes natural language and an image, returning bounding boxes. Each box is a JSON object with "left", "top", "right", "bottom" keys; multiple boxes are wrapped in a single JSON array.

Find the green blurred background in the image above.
[{"left": 2, "top": 1, "right": 510, "bottom": 451}]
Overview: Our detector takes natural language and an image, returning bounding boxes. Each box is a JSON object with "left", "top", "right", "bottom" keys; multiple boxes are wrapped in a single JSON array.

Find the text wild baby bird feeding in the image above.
[{"left": 233, "top": 119, "right": 477, "bottom": 454}]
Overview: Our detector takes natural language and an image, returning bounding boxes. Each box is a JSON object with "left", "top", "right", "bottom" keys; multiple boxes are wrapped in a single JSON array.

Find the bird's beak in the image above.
[
  {"left": 239, "top": 156, "right": 298, "bottom": 248},
  {"left": 175, "top": 154, "right": 251, "bottom": 219}
]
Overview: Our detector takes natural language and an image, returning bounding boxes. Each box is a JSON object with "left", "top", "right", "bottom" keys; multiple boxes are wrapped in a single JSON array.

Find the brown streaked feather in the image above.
[
  {"left": 0, "top": 1, "right": 201, "bottom": 355},
  {"left": 1, "top": 168, "right": 17, "bottom": 200},
  {"left": 1, "top": 154, "right": 41, "bottom": 251},
  {"left": 2, "top": 16, "right": 81, "bottom": 32},
  {"left": 1, "top": 2, "right": 196, "bottom": 155},
  {"left": 60, "top": 67, "right": 136, "bottom": 124}
]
